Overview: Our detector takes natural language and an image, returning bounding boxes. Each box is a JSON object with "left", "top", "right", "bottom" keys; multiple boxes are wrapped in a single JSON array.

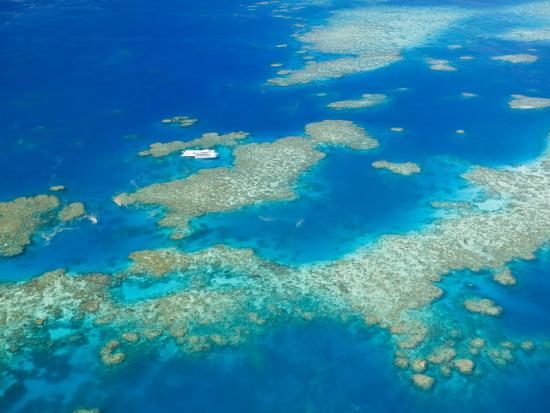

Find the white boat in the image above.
[{"left": 181, "top": 149, "right": 219, "bottom": 159}]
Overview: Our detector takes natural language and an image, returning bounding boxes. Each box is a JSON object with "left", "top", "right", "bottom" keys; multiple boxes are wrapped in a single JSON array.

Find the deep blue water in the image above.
[{"left": 1, "top": 0, "right": 550, "bottom": 411}]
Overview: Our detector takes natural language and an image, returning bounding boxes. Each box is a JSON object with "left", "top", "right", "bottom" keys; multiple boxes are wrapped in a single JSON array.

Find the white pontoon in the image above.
[{"left": 181, "top": 149, "right": 218, "bottom": 159}]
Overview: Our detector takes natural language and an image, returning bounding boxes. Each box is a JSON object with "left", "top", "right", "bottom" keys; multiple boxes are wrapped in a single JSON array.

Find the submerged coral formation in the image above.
[
  {"left": 3, "top": 133, "right": 550, "bottom": 391},
  {"left": 430, "top": 201, "right": 472, "bottom": 209},
  {"left": 464, "top": 298, "right": 503, "bottom": 316},
  {"left": 116, "top": 121, "right": 378, "bottom": 238},
  {"left": 520, "top": 340, "right": 536, "bottom": 353},
  {"left": 453, "top": 358, "right": 475, "bottom": 375},
  {"left": 427, "top": 347, "right": 457, "bottom": 364},
  {"left": 100, "top": 339, "right": 126, "bottom": 365},
  {"left": 509, "top": 94, "right": 550, "bottom": 110},
  {"left": 59, "top": 202, "right": 86, "bottom": 222},
  {"left": 327, "top": 93, "right": 387, "bottom": 110},
  {"left": 49, "top": 185, "right": 65, "bottom": 192},
  {"left": 499, "top": 28, "right": 550, "bottom": 41},
  {"left": 0, "top": 195, "right": 60, "bottom": 257},
  {"left": 411, "top": 374, "right": 435, "bottom": 390},
  {"left": 160, "top": 116, "right": 197, "bottom": 128},
  {"left": 119, "top": 138, "right": 324, "bottom": 238},
  {"left": 497, "top": 1, "right": 550, "bottom": 42},
  {"left": 139, "top": 131, "right": 249, "bottom": 157},
  {"left": 0, "top": 194, "right": 89, "bottom": 257},
  {"left": 305, "top": 120, "right": 379, "bottom": 150},
  {"left": 491, "top": 54, "right": 538, "bottom": 63},
  {"left": 411, "top": 359, "right": 427, "bottom": 373},
  {"left": 426, "top": 58, "right": 457, "bottom": 71},
  {"left": 268, "top": 6, "right": 469, "bottom": 85},
  {"left": 493, "top": 268, "right": 517, "bottom": 285},
  {"left": 372, "top": 160, "right": 421, "bottom": 176}
]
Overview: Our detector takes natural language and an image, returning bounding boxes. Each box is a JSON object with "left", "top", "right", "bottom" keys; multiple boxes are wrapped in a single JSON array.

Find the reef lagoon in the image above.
[{"left": 1, "top": 0, "right": 550, "bottom": 412}]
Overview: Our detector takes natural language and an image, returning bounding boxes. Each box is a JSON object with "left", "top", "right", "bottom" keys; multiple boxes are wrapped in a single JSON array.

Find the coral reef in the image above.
[
  {"left": 327, "top": 93, "right": 387, "bottom": 110},
  {"left": 122, "top": 332, "right": 140, "bottom": 343},
  {"left": 464, "top": 298, "right": 503, "bottom": 316},
  {"left": 0, "top": 195, "right": 60, "bottom": 256},
  {"left": 453, "top": 358, "right": 475, "bottom": 375},
  {"left": 109, "top": 132, "right": 550, "bottom": 352},
  {"left": 411, "top": 359, "right": 427, "bottom": 373},
  {"left": 491, "top": 54, "right": 538, "bottom": 63},
  {"left": 499, "top": 28, "right": 550, "bottom": 42},
  {"left": 139, "top": 131, "right": 249, "bottom": 158},
  {"left": 430, "top": 201, "right": 472, "bottom": 209},
  {"left": 493, "top": 268, "right": 517, "bottom": 286},
  {"left": 49, "top": 185, "right": 65, "bottom": 192},
  {"left": 58, "top": 202, "right": 86, "bottom": 222},
  {"left": 520, "top": 340, "right": 536, "bottom": 353},
  {"left": 394, "top": 355, "right": 409, "bottom": 369},
  {"left": 305, "top": 120, "right": 379, "bottom": 150},
  {"left": 268, "top": 6, "right": 469, "bottom": 85},
  {"left": 372, "top": 160, "right": 421, "bottom": 176},
  {"left": 119, "top": 137, "right": 324, "bottom": 237},
  {"left": 100, "top": 339, "right": 126, "bottom": 366},
  {"left": 411, "top": 374, "right": 435, "bottom": 390},
  {"left": 0, "top": 269, "right": 113, "bottom": 357},
  {"left": 496, "top": 1, "right": 550, "bottom": 42},
  {"left": 509, "top": 95, "right": 550, "bottom": 110},
  {"left": 116, "top": 121, "right": 378, "bottom": 238},
  {"left": 426, "top": 58, "right": 456, "bottom": 71},
  {"left": 160, "top": 116, "right": 197, "bottom": 128},
  {"left": 470, "top": 337, "right": 486, "bottom": 349},
  {"left": 0, "top": 194, "right": 90, "bottom": 256},
  {"left": 3, "top": 132, "right": 550, "bottom": 391},
  {"left": 487, "top": 347, "right": 514, "bottom": 369},
  {"left": 427, "top": 347, "right": 457, "bottom": 364}
]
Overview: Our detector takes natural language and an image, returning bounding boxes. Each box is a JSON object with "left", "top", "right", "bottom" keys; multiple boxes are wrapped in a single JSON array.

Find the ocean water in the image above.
[{"left": 1, "top": 0, "right": 550, "bottom": 412}]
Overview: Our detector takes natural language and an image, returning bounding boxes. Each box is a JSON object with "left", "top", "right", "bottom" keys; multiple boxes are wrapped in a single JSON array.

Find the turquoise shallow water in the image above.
[{"left": 1, "top": 0, "right": 550, "bottom": 411}]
